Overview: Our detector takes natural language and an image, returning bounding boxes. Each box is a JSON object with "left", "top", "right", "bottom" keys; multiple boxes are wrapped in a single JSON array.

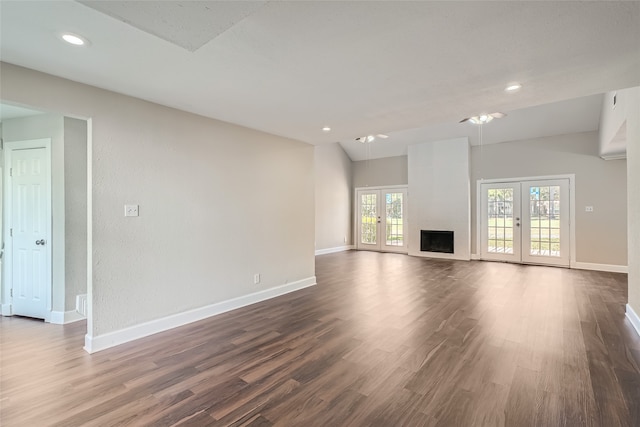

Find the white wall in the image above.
[
  {"left": 604, "top": 87, "right": 640, "bottom": 321},
  {"left": 64, "top": 117, "right": 88, "bottom": 311},
  {"left": 353, "top": 155, "right": 408, "bottom": 188},
  {"left": 470, "top": 131, "right": 627, "bottom": 266},
  {"left": 0, "top": 62, "right": 315, "bottom": 350},
  {"left": 314, "top": 143, "right": 353, "bottom": 252},
  {"left": 408, "top": 138, "right": 470, "bottom": 260}
]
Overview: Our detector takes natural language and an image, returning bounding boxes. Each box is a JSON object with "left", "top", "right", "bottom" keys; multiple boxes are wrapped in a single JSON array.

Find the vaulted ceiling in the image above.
[{"left": 1, "top": 1, "right": 639, "bottom": 160}]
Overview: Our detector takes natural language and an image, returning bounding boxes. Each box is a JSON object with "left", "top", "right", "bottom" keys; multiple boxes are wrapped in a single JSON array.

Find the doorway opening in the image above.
[{"left": 1, "top": 104, "right": 90, "bottom": 332}]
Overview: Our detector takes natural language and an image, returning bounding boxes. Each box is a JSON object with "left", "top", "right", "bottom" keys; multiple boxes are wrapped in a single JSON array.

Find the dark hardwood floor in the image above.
[{"left": 2, "top": 251, "right": 639, "bottom": 426}]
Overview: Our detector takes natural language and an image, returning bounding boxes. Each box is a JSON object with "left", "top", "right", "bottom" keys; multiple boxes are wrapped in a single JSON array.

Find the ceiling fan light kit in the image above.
[
  {"left": 459, "top": 112, "right": 507, "bottom": 124},
  {"left": 355, "top": 134, "right": 388, "bottom": 143}
]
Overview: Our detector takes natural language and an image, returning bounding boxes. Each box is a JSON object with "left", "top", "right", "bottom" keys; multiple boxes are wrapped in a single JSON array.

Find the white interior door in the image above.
[
  {"left": 6, "top": 140, "right": 52, "bottom": 319},
  {"left": 356, "top": 187, "right": 408, "bottom": 253},
  {"left": 480, "top": 178, "right": 570, "bottom": 267}
]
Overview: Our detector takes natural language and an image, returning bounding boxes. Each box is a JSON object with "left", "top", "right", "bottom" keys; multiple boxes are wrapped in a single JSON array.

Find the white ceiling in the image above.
[{"left": 1, "top": 1, "right": 639, "bottom": 159}]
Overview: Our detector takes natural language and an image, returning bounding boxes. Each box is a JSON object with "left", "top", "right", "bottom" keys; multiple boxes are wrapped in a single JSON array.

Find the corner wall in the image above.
[
  {"left": 314, "top": 143, "right": 353, "bottom": 253},
  {"left": 607, "top": 87, "right": 640, "bottom": 327},
  {"left": 64, "top": 117, "right": 88, "bottom": 312}
]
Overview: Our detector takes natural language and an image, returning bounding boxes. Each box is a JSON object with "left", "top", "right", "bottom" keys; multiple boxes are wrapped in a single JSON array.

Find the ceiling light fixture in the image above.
[
  {"left": 469, "top": 115, "right": 493, "bottom": 125},
  {"left": 505, "top": 83, "right": 522, "bottom": 92},
  {"left": 61, "top": 33, "right": 88, "bottom": 46},
  {"left": 355, "top": 133, "right": 390, "bottom": 143},
  {"left": 460, "top": 112, "right": 506, "bottom": 124},
  {"left": 322, "top": 126, "right": 331, "bottom": 132}
]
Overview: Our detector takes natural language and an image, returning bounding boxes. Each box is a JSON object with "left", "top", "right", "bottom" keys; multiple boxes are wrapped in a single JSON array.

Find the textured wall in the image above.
[
  {"left": 64, "top": 117, "right": 88, "bottom": 311},
  {"left": 314, "top": 143, "right": 353, "bottom": 251},
  {"left": 0, "top": 62, "right": 315, "bottom": 339},
  {"left": 353, "top": 155, "right": 408, "bottom": 188}
]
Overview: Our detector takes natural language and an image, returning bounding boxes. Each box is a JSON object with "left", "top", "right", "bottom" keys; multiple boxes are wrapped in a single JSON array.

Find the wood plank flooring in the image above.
[{"left": 2, "top": 251, "right": 639, "bottom": 426}]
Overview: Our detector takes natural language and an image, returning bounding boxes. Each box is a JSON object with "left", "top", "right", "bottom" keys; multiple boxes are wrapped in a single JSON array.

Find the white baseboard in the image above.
[
  {"left": 315, "top": 245, "right": 354, "bottom": 256},
  {"left": 1, "top": 304, "right": 12, "bottom": 316},
  {"left": 470, "top": 253, "right": 480, "bottom": 260},
  {"left": 572, "top": 262, "right": 628, "bottom": 273},
  {"left": 84, "top": 276, "right": 317, "bottom": 354},
  {"left": 626, "top": 304, "right": 640, "bottom": 337},
  {"left": 49, "top": 310, "right": 86, "bottom": 325}
]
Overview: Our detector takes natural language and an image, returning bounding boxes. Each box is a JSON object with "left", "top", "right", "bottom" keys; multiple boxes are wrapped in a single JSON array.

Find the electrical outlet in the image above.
[
  {"left": 124, "top": 204, "right": 139, "bottom": 217},
  {"left": 254, "top": 273, "right": 261, "bottom": 284},
  {"left": 585, "top": 206, "right": 594, "bottom": 212}
]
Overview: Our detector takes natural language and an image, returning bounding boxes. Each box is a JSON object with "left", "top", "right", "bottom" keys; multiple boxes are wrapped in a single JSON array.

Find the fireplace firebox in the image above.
[{"left": 420, "top": 230, "right": 454, "bottom": 254}]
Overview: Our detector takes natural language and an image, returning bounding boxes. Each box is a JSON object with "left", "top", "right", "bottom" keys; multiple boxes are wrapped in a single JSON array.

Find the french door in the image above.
[
  {"left": 480, "top": 179, "right": 570, "bottom": 267},
  {"left": 356, "top": 187, "right": 407, "bottom": 253}
]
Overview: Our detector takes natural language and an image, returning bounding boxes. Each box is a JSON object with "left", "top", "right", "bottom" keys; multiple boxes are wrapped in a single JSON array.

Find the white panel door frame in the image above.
[
  {"left": 3, "top": 139, "right": 53, "bottom": 320},
  {"left": 476, "top": 174, "right": 576, "bottom": 268}
]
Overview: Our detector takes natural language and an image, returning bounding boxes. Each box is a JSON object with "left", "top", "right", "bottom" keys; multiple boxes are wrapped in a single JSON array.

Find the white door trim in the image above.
[
  {"left": 3, "top": 139, "right": 53, "bottom": 320},
  {"left": 476, "top": 174, "right": 575, "bottom": 267}
]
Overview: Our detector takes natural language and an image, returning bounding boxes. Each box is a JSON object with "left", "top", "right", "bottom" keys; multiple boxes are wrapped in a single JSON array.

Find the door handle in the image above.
[{"left": 35, "top": 239, "right": 46, "bottom": 245}]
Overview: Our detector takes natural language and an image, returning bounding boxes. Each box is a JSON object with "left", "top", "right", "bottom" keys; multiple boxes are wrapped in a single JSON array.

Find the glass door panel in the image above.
[
  {"left": 382, "top": 190, "right": 407, "bottom": 252},
  {"left": 360, "top": 192, "right": 378, "bottom": 248},
  {"left": 522, "top": 180, "right": 569, "bottom": 266},
  {"left": 481, "top": 183, "right": 521, "bottom": 262}
]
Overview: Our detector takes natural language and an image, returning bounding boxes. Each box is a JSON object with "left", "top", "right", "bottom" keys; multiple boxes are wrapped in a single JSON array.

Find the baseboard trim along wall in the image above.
[
  {"left": 626, "top": 304, "right": 640, "bottom": 337},
  {"left": 573, "top": 262, "right": 628, "bottom": 274},
  {"left": 50, "top": 310, "right": 86, "bottom": 325},
  {"left": 315, "top": 245, "right": 354, "bottom": 256},
  {"left": 468, "top": 256, "right": 627, "bottom": 273},
  {"left": 84, "top": 276, "right": 317, "bottom": 354}
]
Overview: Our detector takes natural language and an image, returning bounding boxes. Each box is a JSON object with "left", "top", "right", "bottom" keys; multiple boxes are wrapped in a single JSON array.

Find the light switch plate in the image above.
[{"left": 125, "top": 204, "right": 139, "bottom": 217}]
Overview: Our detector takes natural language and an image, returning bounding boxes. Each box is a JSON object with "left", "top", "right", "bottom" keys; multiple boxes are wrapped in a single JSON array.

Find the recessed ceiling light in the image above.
[
  {"left": 322, "top": 126, "right": 331, "bottom": 132},
  {"left": 61, "top": 33, "right": 88, "bottom": 46},
  {"left": 505, "top": 83, "right": 522, "bottom": 92}
]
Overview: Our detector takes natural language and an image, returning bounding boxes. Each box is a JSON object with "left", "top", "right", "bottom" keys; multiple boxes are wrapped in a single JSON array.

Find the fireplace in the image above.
[{"left": 420, "top": 230, "right": 454, "bottom": 254}]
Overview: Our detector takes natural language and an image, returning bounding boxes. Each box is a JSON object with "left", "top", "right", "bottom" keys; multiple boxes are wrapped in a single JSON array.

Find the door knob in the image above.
[{"left": 35, "top": 239, "right": 46, "bottom": 245}]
